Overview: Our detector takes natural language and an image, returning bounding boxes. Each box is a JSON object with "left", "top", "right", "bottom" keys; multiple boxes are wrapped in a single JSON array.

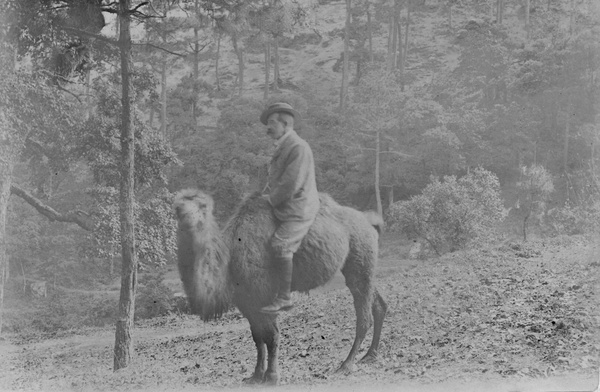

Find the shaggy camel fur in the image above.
[{"left": 174, "top": 189, "right": 387, "bottom": 385}]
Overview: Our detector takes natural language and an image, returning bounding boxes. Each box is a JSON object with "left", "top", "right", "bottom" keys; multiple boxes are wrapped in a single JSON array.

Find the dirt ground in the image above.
[{"left": 1, "top": 234, "right": 599, "bottom": 392}]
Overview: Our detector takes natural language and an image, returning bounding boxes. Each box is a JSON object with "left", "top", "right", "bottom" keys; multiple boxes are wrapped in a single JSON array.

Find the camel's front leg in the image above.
[
  {"left": 263, "top": 319, "right": 280, "bottom": 385},
  {"left": 243, "top": 324, "right": 267, "bottom": 384}
]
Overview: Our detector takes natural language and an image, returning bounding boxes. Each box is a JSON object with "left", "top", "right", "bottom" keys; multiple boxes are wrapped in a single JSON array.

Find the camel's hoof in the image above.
[
  {"left": 263, "top": 371, "right": 279, "bottom": 386},
  {"left": 242, "top": 375, "right": 264, "bottom": 385},
  {"left": 334, "top": 363, "right": 356, "bottom": 375},
  {"left": 358, "top": 352, "right": 378, "bottom": 364}
]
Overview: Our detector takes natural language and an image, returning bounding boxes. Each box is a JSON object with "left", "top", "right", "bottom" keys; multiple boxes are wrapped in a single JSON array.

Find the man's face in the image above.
[{"left": 266, "top": 113, "right": 286, "bottom": 140}]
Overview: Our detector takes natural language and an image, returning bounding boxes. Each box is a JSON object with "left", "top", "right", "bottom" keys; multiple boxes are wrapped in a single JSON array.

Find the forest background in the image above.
[{"left": 0, "top": 0, "right": 599, "bottom": 376}]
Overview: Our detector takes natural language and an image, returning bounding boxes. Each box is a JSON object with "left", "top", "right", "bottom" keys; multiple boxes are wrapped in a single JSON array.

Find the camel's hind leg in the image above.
[
  {"left": 358, "top": 289, "right": 387, "bottom": 363},
  {"left": 336, "top": 261, "right": 376, "bottom": 374}
]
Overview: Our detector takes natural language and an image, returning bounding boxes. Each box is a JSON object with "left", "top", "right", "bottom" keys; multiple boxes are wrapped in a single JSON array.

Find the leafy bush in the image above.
[
  {"left": 135, "top": 273, "right": 175, "bottom": 320},
  {"left": 545, "top": 201, "right": 600, "bottom": 236},
  {"left": 85, "top": 296, "right": 118, "bottom": 327},
  {"left": 388, "top": 167, "right": 506, "bottom": 255},
  {"left": 27, "top": 292, "right": 118, "bottom": 333}
]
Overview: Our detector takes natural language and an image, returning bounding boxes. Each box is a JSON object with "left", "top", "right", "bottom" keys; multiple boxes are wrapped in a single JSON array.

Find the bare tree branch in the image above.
[
  {"left": 130, "top": 1, "right": 149, "bottom": 14},
  {"left": 62, "top": 27, "right": 119, "bottom": 47},
  {"left": 10, "top": 184, "right": 95, "bottom": 231},
  {"left": 187, "top": 41, "right": 210, "bottom": 54},
  {"left": 133, "top": 42, "right": 186, "bottom": 57},
  {"left": 341, "top": 143, "right": 416, "bottom": 159}
]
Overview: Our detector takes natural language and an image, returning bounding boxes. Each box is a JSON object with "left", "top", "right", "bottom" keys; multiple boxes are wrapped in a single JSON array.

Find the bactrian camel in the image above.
[{"left": 173, "top": 189, "right": 387, "bottom": 385}]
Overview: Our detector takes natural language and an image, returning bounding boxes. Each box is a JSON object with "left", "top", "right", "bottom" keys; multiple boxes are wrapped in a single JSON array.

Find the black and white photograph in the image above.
[{"left": 0, "top": 0, "right": 598, "bottom": 391}]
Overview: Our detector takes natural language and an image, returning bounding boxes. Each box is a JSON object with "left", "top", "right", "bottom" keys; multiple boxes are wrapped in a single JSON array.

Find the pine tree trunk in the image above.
[
  {"left": 401, "top": 1, "right": 410, "bottom": 91},
  {"left": 192, "top": 1, "right": 200, "bottom": 123},
  {"left": 367, "top": 5, "right": 373, "bottom": 62},
  {"left": 395, "top": 0, "right": 402, "bottom": 70},
  {"left": 114, "top": 0, "right": 137, "bottom": 371},
  {"left": 86, "top": 51, "right": 93, "bottom": 120},
  {"left": 591, "top": 139, "right": 596, "bottom": 182},
  {"left": 396, "top": 17, "right": 402, "bottom": 70},
  {"left": 569, "top": 0, "right": 575, "bottom": 36},
  {"left": 215, "top": 31, "right": 221, "bottom": 91},
  {"left": 264, "top": 41, "right": 270, "bottom": 100},
  {"left": 387, "top": 14, "right": 394, "bottom": 70},
  {"left": 525, "top": 0, "right": 530, "bottom": 39},
  {"left": 339, "top": 0, "right": 351, "bottom": 111},
  {"left": 404, "top": 1, "right": 411, "bottom": 64},
  {"left": 523, "top": 212, "right": 529, "bottom": 242},
  {"left": 497, "top": 0, "right": 504, "bottom": 24},
  {"left": 0, "top": 163, "right": 14, "bottom": 337},
  {"left": 564, "top": 109, "right": 570, "bottom": 176},
  {"left": 375, "top": 129, "right": 383, "bottom": 216},
  {"left": 1, "top": 47, "right": 20, "bottom": 337},
  {"left": 389, "top": 6, "right": 400, "bottom": 72},
  {"left": 160, "top": 59, "right": 167, "bottom": 138},
  {"left": 273, "top": 37, "right": 280, "bottom": 92},
  {"left": 232, "top": 35, "right": 244, "bottom": 96}
]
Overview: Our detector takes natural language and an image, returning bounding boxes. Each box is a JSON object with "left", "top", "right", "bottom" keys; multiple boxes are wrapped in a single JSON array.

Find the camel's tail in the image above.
[{"left": 363, "top": 211, "right": 384, "bottom": 235}]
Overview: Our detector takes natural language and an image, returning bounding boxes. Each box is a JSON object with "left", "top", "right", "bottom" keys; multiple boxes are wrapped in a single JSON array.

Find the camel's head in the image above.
[
  {"left": 173, "top": 189, "right": 231, "bottom": 320},
  {"left": 173, "top": 189, "right": 214, "bottom": 231}
]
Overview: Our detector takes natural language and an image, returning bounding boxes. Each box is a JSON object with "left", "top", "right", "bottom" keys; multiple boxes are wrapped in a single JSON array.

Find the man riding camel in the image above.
[{"left": 259, "top": 102, "right": 320, "bottom": 314}]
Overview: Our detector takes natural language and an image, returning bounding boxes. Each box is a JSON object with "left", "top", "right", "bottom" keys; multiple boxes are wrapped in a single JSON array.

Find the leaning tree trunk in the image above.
[{"left": 114, "top": 0, "right": 138, "bottom": 371}]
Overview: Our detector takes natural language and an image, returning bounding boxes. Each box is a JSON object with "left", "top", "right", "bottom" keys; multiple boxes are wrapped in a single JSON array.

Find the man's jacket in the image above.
[{"left": 267, "top": 130, "right": 320, "bottom": 222}]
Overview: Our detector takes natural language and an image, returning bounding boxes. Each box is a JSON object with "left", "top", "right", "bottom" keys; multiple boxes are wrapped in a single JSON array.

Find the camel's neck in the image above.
[{"left": 177, "top": 218, "right": 231, "bottom": 321}]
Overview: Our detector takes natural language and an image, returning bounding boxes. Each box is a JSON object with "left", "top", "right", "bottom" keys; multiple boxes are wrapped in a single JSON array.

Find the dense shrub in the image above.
[
  {"left": 26, "top": 292, "right": 117, "bottom": 333},
  {"left": 4, "top": 274, "right": 186, "bottom": 336},
  {"left": 388, "top": 167, "right": 506, "bottom": 255},
  {"left": 545, "top": 201, "right": 600, "bottom": 236},
  {"left": 135, "top": 273, "right": 175, "bottom": 320}
]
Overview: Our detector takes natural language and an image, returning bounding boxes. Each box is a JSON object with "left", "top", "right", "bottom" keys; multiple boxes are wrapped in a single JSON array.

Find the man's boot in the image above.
[{"left": 260, "top": 254, "right": 294, "bottom": 314}]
